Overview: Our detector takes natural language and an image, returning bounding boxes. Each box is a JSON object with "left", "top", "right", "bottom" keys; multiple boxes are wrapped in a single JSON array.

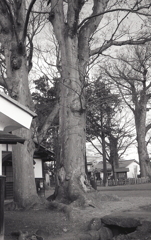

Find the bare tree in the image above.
[
  {"left": 103, "top": 43, "right": 151, "bottom": 178},
  {"left": 45, "top": 0, "right": 151, "bottom": 204},
  {"left": 86, "top": 80, "right": 135, "bottom": 183},
  {"left": 0, "top": 0, "right": 44, "bottom": 208},
  {"left": 1, "top": 0, "right": 151, "bottom": 207}
]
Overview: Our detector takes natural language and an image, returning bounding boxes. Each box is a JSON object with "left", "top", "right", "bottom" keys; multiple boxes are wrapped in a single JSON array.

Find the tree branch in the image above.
[
  {"left": 146, "top": 82, "right": 151, "bottom": 90},
  {"left": 78, "top": 4, "right": 151, "bottom": 29},
  {"left": 67, "top": 0, "right": 85, "bottom": 34},
  {"left": 49, "top": 0, "right": 66, "bottom": 46},
  {"left": 1, "top": 0, "right": 19, "bottom": 43},
  {"left": 146, "top": 93, "right": 151, "bottom": 101},
  {"left": 118, "top": 85, "right": 135, "bottom": 113},
  {"left": 37, "top": 102, "right": 59, "bottom": 143},
  {"left": 146, "top": 123, "right": 151, "bottom": 134},
  {"left": 27, "top": 34, "right": 33, "bottom": 72},
  {"left": 119, "top": 138, "right": 136, "bottom": 158},
  {"left": 78, "top": 0, "right": 109, "bottom": 74},
  {"left": 22, "top": 0, "right": 37, "bottom": 42},
  {"left": 79, "top": 0, "right": 109, "bottom": 40},
  {"left": 90, "top": 37, "right": 151, "bottom": 56}
]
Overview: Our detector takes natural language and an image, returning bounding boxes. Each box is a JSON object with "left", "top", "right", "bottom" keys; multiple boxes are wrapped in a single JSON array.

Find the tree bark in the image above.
[
  {"left": 102, "top": 132, "right": 107, "bottom": 186},
  {"left": 12, "top": 129, "right": 38, "bottom": 208},
  {"left": 47, "top": 0, "right": 109, "bottom": 204},
  {"left": 54, "top": 23, "right": 87, "bottom": 203},
  {"left": 101, "top": 113, "right": 107, "bottom": 186},
  {"left": 0, "top": 1, "right": 38, "bottom": 208},
  {"left": 135, "top": 107, "right": 151, "bottom": 178},
  {"left": 131, "top": 77, "right": 151, "bottom": 178},
  {"left": 109, "top": 135, "right": 119, "bottom": 182}
]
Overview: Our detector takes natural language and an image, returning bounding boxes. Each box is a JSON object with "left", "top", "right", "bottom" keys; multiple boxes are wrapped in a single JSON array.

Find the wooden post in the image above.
[{"left": 0, "top": 176, "right": 5, "bottom": 240}]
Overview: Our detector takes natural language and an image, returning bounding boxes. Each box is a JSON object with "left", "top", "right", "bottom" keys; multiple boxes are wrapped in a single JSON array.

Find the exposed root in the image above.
[
  {"left": 79, "top": 174, "right": 91, "bottom": 192},
  {"left": 46, "top": 173, "right": 99, "bottom": 217},
  {"left": 47, "top": 200, "right": 72, "bottom": 219},
  {"left": 4, "top": 196, "right": 49, "bottom": 211}
]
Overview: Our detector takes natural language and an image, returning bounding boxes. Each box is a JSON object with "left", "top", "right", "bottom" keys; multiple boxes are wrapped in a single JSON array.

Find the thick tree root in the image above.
[
  {"left": 47, "top": 200, "right": 72, "bottom": 219},
  {"left": 46, "top": 173, "right": 98, "bottom": 218},
  {"left": 47, "top": 190, "right": 98, "bottom": 221}
]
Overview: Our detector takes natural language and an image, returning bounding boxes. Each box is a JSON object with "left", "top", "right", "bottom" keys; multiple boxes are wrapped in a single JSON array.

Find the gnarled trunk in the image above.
[
  {"left": 48, "top": 0, "right": 109, "bottom": 204},
  {"left": 55, "top": 32, "right": 87, "bottom": 203},
  {"left": 1, "top": 1, "right": 38, "bottom": 208},
  {"left": 12, "top": 129, "right": 38, "bottom": 208}
]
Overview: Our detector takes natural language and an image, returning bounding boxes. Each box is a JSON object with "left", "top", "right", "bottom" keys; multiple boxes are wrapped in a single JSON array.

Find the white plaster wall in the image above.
[
  {"left": 1, "top": 144, "right": 12, "bottom": 151},
  {"left": 127, "top": 162, "right": 140, "bottom": 178},
  {"left": 34, "top": 158, "right": 43, "bottom": 178}
]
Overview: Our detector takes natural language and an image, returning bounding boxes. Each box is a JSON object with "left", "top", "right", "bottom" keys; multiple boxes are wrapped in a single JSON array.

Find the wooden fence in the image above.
[{"left": 97, "top": 177, "right": 150, "bottom": 186}]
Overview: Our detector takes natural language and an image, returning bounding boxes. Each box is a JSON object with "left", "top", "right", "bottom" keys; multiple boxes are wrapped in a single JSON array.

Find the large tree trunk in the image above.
[
  {"left": 101, "top": 113, "right": 107, "bottom": 186},
  {"left": 102, "top": 132, "right": 107, "bottom": 186},
  {"left": 135, "top": 108, "right": 151, "bottom": 178},
  {"left": 55, "top": 29, "right": 87, "bottom": 204},
  {"left": 48, "top": 0, "right": 109, "bottom": 205},
  {"left": 1, "top": 1, "right": 38, "bottom": 208},
  {"left": 49, "top": 2, "right": 86, "bottom": 204},
  {"left": 109, "top": 135, "right": 119, "bottom": 183},
  {"left": 12, "top": 129, "right": 38, "bottom": 208}
]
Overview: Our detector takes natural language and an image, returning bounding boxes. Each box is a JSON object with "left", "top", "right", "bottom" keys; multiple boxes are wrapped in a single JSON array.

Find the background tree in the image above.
[
  {"left": 32, "top": 75, "right": 60, "bottom": 178},
  {"left": 86, "top": 79, "right": 135, "bottom": 184},
  {"left": 103, "top": 44, "right": 151, "bottom": 178},
  {"left": 32, "top": 75, "right": 59, "bottom": 146}
]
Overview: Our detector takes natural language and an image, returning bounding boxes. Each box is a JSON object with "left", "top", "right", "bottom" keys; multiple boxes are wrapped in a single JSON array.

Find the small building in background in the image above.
[
  {"left": 87, "top": 159, "right": 140, "bottom": 180},
  {"left": 116, "top": 159, "right": 140, "bottom": 179}
]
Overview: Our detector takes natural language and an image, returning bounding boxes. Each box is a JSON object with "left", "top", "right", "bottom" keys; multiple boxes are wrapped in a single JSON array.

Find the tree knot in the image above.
[
  {"left": 57, "top": 166, "right": 66, "bottom": 184},
  {"left": 11, "top": 55, "right": 22, "bottom": 70},
  {"left": 48, "top": 11, "right": 55, "bottom": 22}
]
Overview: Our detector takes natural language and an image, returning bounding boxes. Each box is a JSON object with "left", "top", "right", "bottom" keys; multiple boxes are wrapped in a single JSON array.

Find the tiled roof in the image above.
[
  {"left": 95, "top": 161, "right": 112, "bottom": 171},
  {"left": 93, "top": 159, "right": 139, "bottom": 171},
  {"left": 0, "top": 131, "right": 25, "bottom": 144},
  {"left": 87, "top": 156, "right": 101, "bottom": 162},
  {"left": 119, "top": 159, "right": 139, "bottom": 168}
]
